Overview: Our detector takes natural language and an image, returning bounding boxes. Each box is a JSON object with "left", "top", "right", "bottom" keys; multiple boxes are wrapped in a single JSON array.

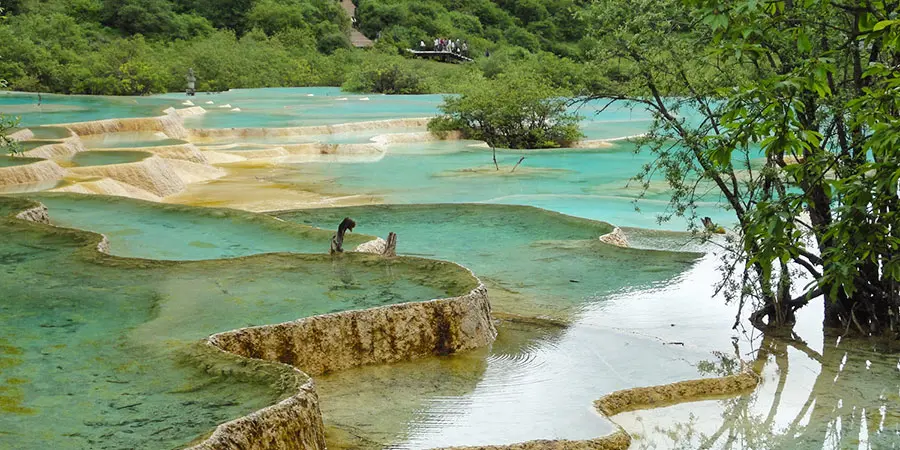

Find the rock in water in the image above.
[
  {"left": 599, "top": 227, "right": 629, "bottom": 248},
  {"left": 354, "top": 237, "right": 387, "bottom": 254}
]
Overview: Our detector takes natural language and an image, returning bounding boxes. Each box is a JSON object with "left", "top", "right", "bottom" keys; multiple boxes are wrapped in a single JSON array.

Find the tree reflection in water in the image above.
[{"left": 618, "top": 335, "right": 899, "bottom": 450}]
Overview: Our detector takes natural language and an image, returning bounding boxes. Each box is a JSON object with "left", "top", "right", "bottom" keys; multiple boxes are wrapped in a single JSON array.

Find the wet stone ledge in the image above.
[
  {"left": 14, "top": 202, "right": 51, "bottom": 224},
  {"left": 595, "top": 365, "right": 760, "bottom": 416},
  {"left": 186, "top": 374, "right": 327, "bottom": 450},
  {"left": 433, "top": 430, "right": 632, "bottom": 450},
  {"left": 209, "top": 284, "right": 496, "bottom": 376}
]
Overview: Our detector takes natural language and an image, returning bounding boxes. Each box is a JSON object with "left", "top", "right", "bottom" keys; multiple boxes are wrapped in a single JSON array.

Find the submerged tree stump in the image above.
[
  {"left": 382, "top": 232, "right": 397, "bottom": 257},
  {"left": 353, "top": 232, "right": 398, "bottom": 257},
  {"left": 330, "top": 217, "right": 356, "bottom": 254}
]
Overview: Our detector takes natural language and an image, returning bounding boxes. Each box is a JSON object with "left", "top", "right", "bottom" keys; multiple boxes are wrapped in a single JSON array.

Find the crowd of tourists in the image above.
[{"left": 420, "top": 38, "right": 469, "bottom": 55}]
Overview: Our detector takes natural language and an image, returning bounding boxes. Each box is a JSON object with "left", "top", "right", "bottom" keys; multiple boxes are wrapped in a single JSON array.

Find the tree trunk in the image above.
[
  {"left": 382, "top": 232, "right": 397, "bottom": 257},
  {"left": 492, "top": 147, "right": 498, "bottom": 170},
  {"left": 510, "top": 156, "right": 525, "bottom": 173}
]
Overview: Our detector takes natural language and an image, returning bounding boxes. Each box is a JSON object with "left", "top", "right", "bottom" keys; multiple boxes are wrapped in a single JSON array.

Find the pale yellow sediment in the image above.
[
  {"left": 51, "top": 178, "right": 163, "bottom": 202},
  {"left": 187, "top": 117, "right": 432, "bottom": 142},
  {"left": 23, "top": 136, "right": 86, "bottom": 159},
  {"left": 59, "top": 107, "right": 203, "bottom": 139},
  {"left": 0, "top": 160, "right": 67, "bottom": 186},
  {"left": 8, "top": 129, "right": 35, "bottom": 141},
  {"left": 218, "top": 147, "right": 291, "bottom": 159},
  {"left": 7, "top": 199, "right": 494, "bottom": 450},
  {"left": 571, "top": 139, "right": 615, "bottom": 149},
  {"left": 283, "top": 142, "right": 384, "bottom": 155},
  {"left": 168, "top": 106, "right": 207, "bottom": 118},
  {"left": 203, "top": 150, "right": 248, "bottom": 164},
  {"left": 372, "top": 130, "right": 463, "bottom": 145},
  {"left": 96, "top": 143, "right": 209, "bottom": 164},
  {"left": 164, "top": 158, "right": 227, "bottom": 184},
  {"left": 14, "top": 202, "right": 50, "bottom": 224},
  {"left": 185, "top": 363, "right": 327, "bottom": 450},
  {"left": 66, "top": 155, "right": 223, "bottom": 197}
]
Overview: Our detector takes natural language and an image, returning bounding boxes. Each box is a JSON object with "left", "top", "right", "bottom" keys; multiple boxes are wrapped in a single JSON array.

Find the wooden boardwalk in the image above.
[{"left": 407, "top": 49, "right": 474, "bottom": 63}]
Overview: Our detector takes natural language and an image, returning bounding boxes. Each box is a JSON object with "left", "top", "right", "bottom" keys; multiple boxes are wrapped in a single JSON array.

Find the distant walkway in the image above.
[
  {"left": 339, "top": 0, "right": 374, "bottom": 48},
  {"left": 407, "top": 49, "right": 474, "bottom": 63}
]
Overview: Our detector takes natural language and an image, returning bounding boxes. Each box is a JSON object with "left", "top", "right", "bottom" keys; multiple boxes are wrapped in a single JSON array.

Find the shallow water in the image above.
[
  {"left": 614, "top": 336, "right": 900, "bottom": 450},
  {"left": 5, "top": 88, "right": 657, "bottom": 140},
  {"left": 320, "top": 316, "right": 716, "bottom": 449},
  {"left": 70, "top": 151, "right": 152, "bottom": 167},
  {"left": 0, "top": 196, "right": 471, "bottom": 449},
  {"left": 1, "top": 88, "right": 897, "bottom": 450},
  {"left": 274, "top": 205, "right": 746, "bottom": 448},
  {"left": 0, "top": 91, "right": 182, "bottom": 126},
  {"left": 34, "top": 194, "right": 371, "bottom": 260},
  {"left": 279, "top": 204, "right": 699, "bottom": 320},
  {"left": 17, "top": 140, "right": 62, "bottom": 152},
  {"left": 0, "top": 155, "right": 42, "bottom": 168},
  {"left": 27, "top": 126, "right": 72, "bottom": 139},
  {"left": 79, "top": 132, "right": 187, "bottom": 149},
  {"left": 30, "top": 195, "right": 708, "bottom": 448},
  {"left": 276, "top": 141, "right": 735, "bottom": 230},
  {"left": 176, "top": 88, "right": 441, "bottom": 129}
]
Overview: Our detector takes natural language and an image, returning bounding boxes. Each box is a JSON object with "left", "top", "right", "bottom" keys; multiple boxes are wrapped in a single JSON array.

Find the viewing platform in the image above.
[{"left": 407, "top": 49, "right": 474, "bottom": 63}]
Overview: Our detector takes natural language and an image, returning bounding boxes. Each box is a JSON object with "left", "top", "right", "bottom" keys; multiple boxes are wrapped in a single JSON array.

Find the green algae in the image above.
[
  {"left": 277, "top": 204, "right": 701, "bottom": 320},
  {"left": 32, "top": 193, "right": 373, "bottom": 260},
  {"left": 0, "top": 196, "right": 478, "bottom": 449}
]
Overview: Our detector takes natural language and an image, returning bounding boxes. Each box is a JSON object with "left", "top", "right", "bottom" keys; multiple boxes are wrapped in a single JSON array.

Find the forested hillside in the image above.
[
  {"left": 0, "top": 0, "right": 600, "bottom": 95},
  {"left": 354, "top": 0, "right": 589, "bottom": 57}
]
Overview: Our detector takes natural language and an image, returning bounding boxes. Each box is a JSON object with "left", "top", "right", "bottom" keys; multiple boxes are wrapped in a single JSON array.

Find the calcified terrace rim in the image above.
[
  {"left": 7, "top": 108, "right": 754, "bottom": 448},
  {"left": 4, "top": 197, "right": 493, "bottom": 450},
  {"left": 6, "top": 197, "right": 764, "bottom": 450}
]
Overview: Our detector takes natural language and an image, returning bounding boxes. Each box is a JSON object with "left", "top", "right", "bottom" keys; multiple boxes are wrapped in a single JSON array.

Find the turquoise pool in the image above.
[
  {"left": 0, "top": 196, "right": 471, "bottom": 450},
  {"left": 276, "top": 140, "right": 738, "bottom": 230},
  {"left": 1, "top": 87, "right": 895, "bottom": 450},
  {"left": 70, "top": 151, "right": 152, "bottom": 166}
]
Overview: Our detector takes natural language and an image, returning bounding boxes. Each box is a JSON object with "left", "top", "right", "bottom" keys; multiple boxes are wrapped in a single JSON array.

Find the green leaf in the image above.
[
  {"left": 797, "top": 32, "right": 811, "bottom": 53},
  {"left": 873, "top": 20, "right": 898, "bottom": 32}
]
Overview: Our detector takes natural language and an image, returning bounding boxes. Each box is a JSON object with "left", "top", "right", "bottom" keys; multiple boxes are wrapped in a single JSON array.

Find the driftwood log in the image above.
[{"left": 330, "top": 217, "right": 356, "bottom": 254}]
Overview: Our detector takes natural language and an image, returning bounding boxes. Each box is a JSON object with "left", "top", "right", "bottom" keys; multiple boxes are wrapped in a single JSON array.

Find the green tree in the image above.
[
  {"left": 585, "top": 0, "right": 900, "bottom": 336},
  {"left": 342, "top": 54, "right": 429, "bottom": 94},
  {"left": 101, "top": 0, "right": 211, "bottom": 38},
  {"left": 183, "top": 0, "right": 252, "bottom": 33},
  {"left": 429, "top": 72, "right": 582, "bottom": 169},
  {"left": 0, "top": 114, "right": 21, "bottom": 157}
]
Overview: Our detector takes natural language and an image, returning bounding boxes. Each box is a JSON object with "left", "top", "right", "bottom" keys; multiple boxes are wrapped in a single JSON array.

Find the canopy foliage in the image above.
[
  {"left": 586, "top": 0, "right": 900, "bottom": 336},
  {"left": 429, "top": 72, "right": 582, "bottom": 156},
  {"left": 0, "top": 0, "right": 608, "bottom": 95}
]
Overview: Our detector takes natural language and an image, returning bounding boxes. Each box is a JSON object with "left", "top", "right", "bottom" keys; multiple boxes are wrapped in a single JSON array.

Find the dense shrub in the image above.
[
  {"left": 429, "top": 72, "right": 583, "bottom": 150},
  {"left": 0, "top": 0, "right": 619, "bottom": 95}
]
